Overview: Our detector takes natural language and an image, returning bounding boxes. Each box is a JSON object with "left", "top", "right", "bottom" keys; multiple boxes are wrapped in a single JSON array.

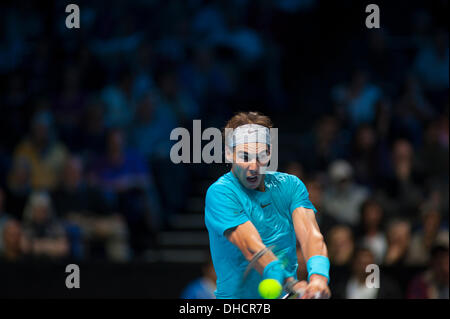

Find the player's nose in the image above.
[{"left": 248, "top": 159, "right": 259, "bottom": 172}]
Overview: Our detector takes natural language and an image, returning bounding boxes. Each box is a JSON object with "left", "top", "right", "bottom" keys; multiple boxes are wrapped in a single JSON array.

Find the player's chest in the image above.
[{"left": 243, "top": 194, "right": 291, "bottom": 236}]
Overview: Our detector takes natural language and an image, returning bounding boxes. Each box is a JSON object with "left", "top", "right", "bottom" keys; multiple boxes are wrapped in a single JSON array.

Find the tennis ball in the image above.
[{"left": 258, "top": 279, "right": 282, "bottom": 299}]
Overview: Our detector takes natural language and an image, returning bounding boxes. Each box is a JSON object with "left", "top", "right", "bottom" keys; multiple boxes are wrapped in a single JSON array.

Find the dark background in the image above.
[{"left": 0, "top": 0, "right": 448, "bottom": 298}]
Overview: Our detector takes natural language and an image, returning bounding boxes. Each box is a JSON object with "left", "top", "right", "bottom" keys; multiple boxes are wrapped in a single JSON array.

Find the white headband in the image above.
[{"left": 226, "top": 124, "right": 271, "bottom": 148}]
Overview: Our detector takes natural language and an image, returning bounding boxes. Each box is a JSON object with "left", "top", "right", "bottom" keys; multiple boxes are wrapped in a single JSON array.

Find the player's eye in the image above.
[
  {"left": 237, "top": 153, "right": 249, "bottom": 162},
  {"left": 258, "top": 152, "right": 269, "bottom": 163}
]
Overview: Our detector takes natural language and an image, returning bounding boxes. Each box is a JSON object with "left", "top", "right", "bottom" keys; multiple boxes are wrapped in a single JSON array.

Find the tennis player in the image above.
[{"left": 205, "top": 111, "right": 331, "bottom": 299}]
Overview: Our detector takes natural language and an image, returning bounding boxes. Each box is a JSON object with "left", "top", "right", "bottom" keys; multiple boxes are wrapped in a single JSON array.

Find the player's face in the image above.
[{"left": 231, "top": 142, "right": 270, "bottom": 190}]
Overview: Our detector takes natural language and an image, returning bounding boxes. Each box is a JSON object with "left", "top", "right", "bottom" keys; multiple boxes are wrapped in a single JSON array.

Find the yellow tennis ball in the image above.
[{"left": 258, "top": 279, "right": 282, "bottom": 299}]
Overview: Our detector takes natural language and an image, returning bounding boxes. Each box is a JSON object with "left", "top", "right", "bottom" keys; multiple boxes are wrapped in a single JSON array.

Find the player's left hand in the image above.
[{"left": 301, "top": 274, "right": 331, "bottom": 299}]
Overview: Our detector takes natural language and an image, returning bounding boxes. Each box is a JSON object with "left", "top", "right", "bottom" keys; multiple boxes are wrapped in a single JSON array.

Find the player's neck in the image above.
[{"left": 257, "top": 176, "right": 266, "bottom": 192}]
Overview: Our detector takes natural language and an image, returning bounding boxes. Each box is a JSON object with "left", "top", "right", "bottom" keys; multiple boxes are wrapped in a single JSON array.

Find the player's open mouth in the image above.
[{"left": 246, "top": 176, "right": 258, "bottom": 184}]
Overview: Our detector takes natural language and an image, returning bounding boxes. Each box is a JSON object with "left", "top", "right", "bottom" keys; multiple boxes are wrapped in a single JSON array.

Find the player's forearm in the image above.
[
  {"left": 231, "top": 231, "right": 277, "bottom": 273},
  {"left": 292, "top": 208, "right": 330, "bottom": 283},
  {"left": 300, "top": 232, "right": 329, "bottom": 282},
  {"left": 292, "top": 208, "right": 328, "bottom": 259},
  {"left": 300, "top": 232, "right": 328, "bottom": 262},
  {"left": 227, "top": 222, "right": 280, "bottom": 275}
]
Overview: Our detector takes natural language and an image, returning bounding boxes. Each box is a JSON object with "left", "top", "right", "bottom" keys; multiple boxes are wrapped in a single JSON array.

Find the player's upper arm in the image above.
[
  {"left": 225, "top": 221, "right": 266, "bottom": 261},
  {"left": 292, "top": 207, "right": 327, "bottom": 258},
  {"left": 287, "top": 175, "right": 317, "bottom": 216},
  {"left": 292, "top": 207, "right": 321, "bottom": 239},
  {"left": 204, "top": 184, "right": 267, "bottom": 262}
]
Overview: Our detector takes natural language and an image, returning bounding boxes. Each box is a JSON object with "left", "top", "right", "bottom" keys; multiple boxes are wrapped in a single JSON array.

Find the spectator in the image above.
[
  {"left": 13, "top": 111, "right": 69, "bottom": 191},
  {"left": 53, "top": 66, "right": 87, "bottom": 151},
  {"left": 365, "top": 29, "right": 407, "bottom": 92},
  {"left": 322, "top": 160, "right": 369, "bottom": 226},
  {"left": 191, "top": 1, "right": 226, "bottom": 41},
  {"left": 409, "top": 10, "right": 432, "bottom": 49},
  {"left": 0, "top": 72, "right": 29, "bottom": 152},
  {"left": 425, "top": 185, "right": 450, "bottom": 224},
  {"left": 135, "top": 80, "right": 191, "bottom": 227},
  {"left": 100, "top": 70, "right": 137, "bottom": 129},
  {"left": 128, "top": 93, "right": 177, "bottom": 161},
  {"left": 299, "top": 116, "right": 350, "bottom": 173},
  {"left": 0, "top": 148, "right": 9, "bottom": 188},
  {"left": 78, "top": 97, "right": 108, "bottom": 159},
  {"left": 332, "top": 69, "right": 382, "bottom": 128},
  {"left": 179, "top": 44, "right": 232, "bottom": 112},
  {"left": 437, "top": 103, "right": 449, "bottom": 149},
  {"left": 333, "top": 246, "right": 402, "bottom": 299},
  {"left": 0, "top": 188, "right": 13, "bottom": 253},
  {"left": 155, "top": 66, "right": 199, "bottom": 126},
  {"left": 52, "top": 156, "right": 130, "bottom": 261},
  {"left": 378, "top": 139, "right": 423, "bottom": 219},
  {"left": 22, "top": 192, "right": 69, "bottom": 260},
  {"left": 0, "top": 219, "right": 30, "bottom": 263},
  {"left": 417, "top": 119, "right": 449, "bottom": 184},
  {"left": 374, "top": 98, "right": 393, "bottom": 141},
  {"left": 372, "top": 99, "right": 395, "bottom": 184},
  {"left": 222, "top": 9, "right": 264, "bottom": 64},
  {"left": 350, "top": 124, "right": 381, "bottom": 187},
  {"left": 180, "top": 257, "right": 217, "bottom": 299},
  {"left": 74, "top": 45, "right": 106, "bottom": 92},
  {"left": 384, "top": 219, "right": 412, "bottom": 267},
  {"left": 155, "top": 13, "right": 190, "bottom": 63},
  {"left": 130, "top": 43, "right": 155, "bottom": 101},
  {"left": 91, "top": 128, "right": 160, "bottom": 255},
  {"left": 407, "top": 244, "right": 449, "bottom": 299},
  {"left": 413, "top": 29, "right": 449, "bottom": 93},
  {"left": 394, "top": 75, "right": 436, "bottom": 147},
  {"left": 356, "top": 199, "right": 387, "bottom": 264},
  {"left": 406, "top": 206, "right": 449, "bottom": 266},
  {"left": 89, "top": 9, "right": 142, "bottom": 59},
  {"left": 327, "top": 225, "right": 355, "bottom": 267},
  {"left": 3, "top": 157, "right": 32, "bottom": 220}
]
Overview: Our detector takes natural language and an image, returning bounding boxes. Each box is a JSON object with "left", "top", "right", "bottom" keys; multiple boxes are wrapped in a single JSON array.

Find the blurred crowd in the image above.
[{"left": 0, "top": 0, "right": 448, "bottom": 298}]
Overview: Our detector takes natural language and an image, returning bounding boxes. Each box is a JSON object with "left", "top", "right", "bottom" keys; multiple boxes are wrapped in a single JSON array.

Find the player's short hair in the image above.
[{"left": 223, "top": 111, "right": 273, "bottom": 148}]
